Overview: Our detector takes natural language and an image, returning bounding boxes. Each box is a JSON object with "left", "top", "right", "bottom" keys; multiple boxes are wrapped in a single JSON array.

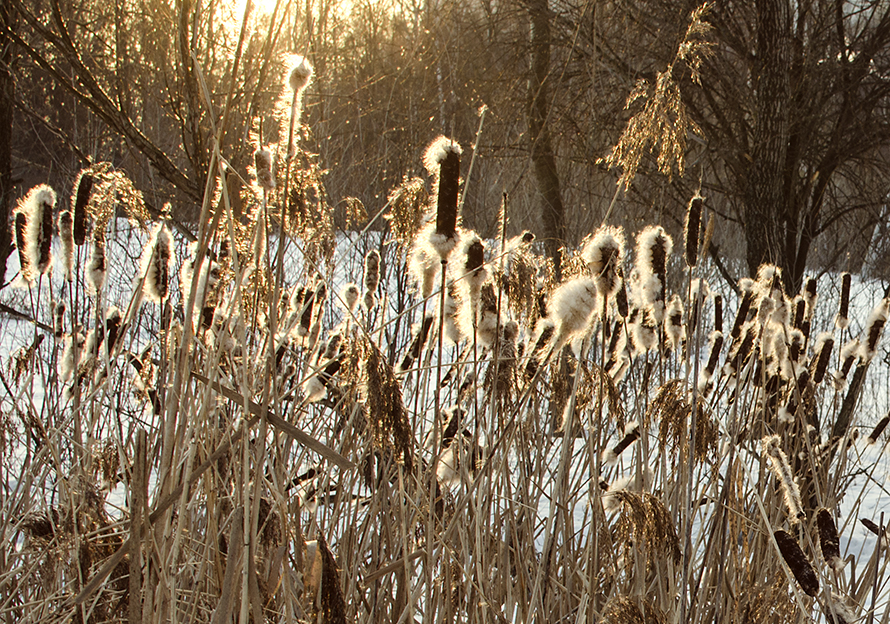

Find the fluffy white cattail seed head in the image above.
[{"left": 139, "top": 223, "right": 174, "bottom": 304}]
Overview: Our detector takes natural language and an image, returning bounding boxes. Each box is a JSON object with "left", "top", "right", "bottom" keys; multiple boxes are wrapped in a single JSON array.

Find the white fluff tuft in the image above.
[
  {"left": 139, "top": 223, "right": 174, "bottom": 304},
  {"left": 422, "top": 136, "right": 463, "bottom": 175},
  {"left": 582, "top": 225, "right": 625, "bottom": 297},
  {"left": 549, "top": 276, "right": 599, "bottom": 353}
]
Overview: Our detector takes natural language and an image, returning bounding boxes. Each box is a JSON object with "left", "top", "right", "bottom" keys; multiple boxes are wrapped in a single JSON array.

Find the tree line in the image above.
[{"left": 3, "top": 0, "right": 890, "bottom": 292}]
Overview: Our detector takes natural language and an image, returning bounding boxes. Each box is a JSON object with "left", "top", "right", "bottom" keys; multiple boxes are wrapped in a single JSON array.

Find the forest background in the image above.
[{"left": 5, "top": 0, "right": 890, "bottom": 290}]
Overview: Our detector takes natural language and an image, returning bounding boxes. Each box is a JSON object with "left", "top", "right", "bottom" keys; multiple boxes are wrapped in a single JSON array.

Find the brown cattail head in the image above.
[
  {"left": 583, "top": 225, "right": 625, "bottom": 298},
  {"left": 423, "top": 136, "right": 462, "bottom": 249},
  {"left": 774, "top": 530, "right": 820, "bottom": 596},
  {"left": 816, "top": 508, "right": 844, "bottom": 572},
  {"left": 105, "top": 306, "right": 123, "bottom": 356},
  {"left": 15, "top": 185, "right": 56, "bottom": 284},
  {"left": 811, "top": 332, "right": 834, "bottom": 384},
  {"left": 52, "top": 300, "right": 66, "bottom": 339},
  {"left": 792, "top": 295, "right": 806, "bottom": 330},
  {"left": 466, "top": 238, "right": 484, "bottom": 273},
  {"left": 836, "top": 272, "right": 851, "bottom": 329},
  {"left": 615, "top": 266, "right": 629, "bottom": 318},
  {"left": 804, "top": 277, "right": 817, "bottom": 316},
  {"left": 14, "top": 210, "right": 31, "bottom": 284},
  {"left": 867, "top": 413, "right": 890, "bottom": 445},
  {"left": 140, "top": 223, "right": 174, "bottom": 304},
  {"left": 72, "top": 171, "right": 93, "bottom": 245},
  {"left": 603, "top": 421, "right": 640, "bottom": 465},
  {"left": 731, "top": 278, "right": 755, "bottom": 339},
  {"left": 860, "top": 298, "right": 889, "bottom": 362},
  {"left": 34, "top": 186, "right": 55, "bottom": 275},
  {"left": 399, "top": 312, "right": 435, "bottom": 372},
  {"left": 87, "top": 228, "right": 106, "bottom": 297},
  {"left": 423, "top": 136, "right": 462, "bottom": 254},
  {"left": 698, "top": 330, "right": 724, "bottom": 393},
  {"left": 684, "top": 194, "right": 703, "bottom": 267},
  {"left": 254, "top": 147, "right": 275, "bottom": 191},
  {"left": 713, "top": 294, "right": 723, "bottom": 333},
  {"left": 636, "top": 225, "right": 673, "bottom": 322},
  {"left": 363, "top": 249, "right": 381, "bottom": 310},
  {"left": 58, "top": 210, "right": 74, "bottom": 282}
]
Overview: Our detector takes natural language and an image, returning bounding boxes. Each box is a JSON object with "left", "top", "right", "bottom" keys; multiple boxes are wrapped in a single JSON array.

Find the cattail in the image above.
[
  {"left": 582, "top": 225, "right": 625, "bottom": 299},
  {"left": 664, "top": 294, "right": 684, "bottom": 352},
  {"left": 139, "top": 223, "right": 174, "bottom": 304},
  {"left": 52, "top": 301, "right": 65, "bottom": 339},
  {"left": 816, "top": 508, "right": 844, "bottom": 571},
  {"left": 525, "top": 318, "right": 554, "bottom": 377},
  {"left": 866, "top": 413, "right": 890, "bottom": 445},
  {"left": 60, "top": 329, "right": 85, "bottom": 383},
  {"left": 603, "top": 421, "right": 640, "bottom": 466},
  {"left": 307, "top": 282, "right": 326, "bottom": 350},
  {"left": 859, "top": 298, "right": 889, "bottom": 362},
  {"left": 32, "top": 185, "right": 55, "bottom": 275},
  {"left": 408, "top": 246, "right": 438, "bottom": 299},
  {"left": 297, "top": 286, "right": 315, "bottom": 338},
  {"left": 832, "top": 338, "right": 860, "bottom": 390},
  {"left": 71, "top": 171, "right": 93, "bottom": 246},
  {"left": 725, "top": 322, "right": 755, "bottom": 378},
  {"left": 635, "top": 226, "right": 673, "bottom": 322},
  {"left": 757, "top": 264, "right": 784, "bottom": 300},
  {"left": 457, "top": 232, "right": 487, "bottom": 297},
  {"left": 87, "top": 229, "right": 107, "bottom": 297},
  {"left": 363, "top": 249, "right": 381, "bottom": 310},
  {"left": 762, "top": 435, "right": 805, "bottom": 523},
  {"left": 730, "top": 278, "right": 755, "bottom": 339},
  {"left": 698, "top": 330, "right": 724, "bottom": 392},
  {"left": 823, "top": 593, "right": 856, "bottom": 624},
  {"left": 836, "top": 272, "right": 851, "bottom": 329},
  {"left": 14, "top": 210, "right": 31, "bottom": 285},
  {"left": 810, "top": 332, "right": 834, "bottom": 384},
  {"left": 288, "top": 54, "right": 314, "bottom": 93},
  {"left": 774, "top": 530, "right": 819, "bottom": 597},
  {"left": 615, "top": 266, "right": 629, "bottom": 318},
  {"left": 549, "top": 276, "right": 598, "bottom": 354},
  {"left": 399, "top": 313, "right": 434, "bottom": 372},
  {"left": 441, "top": 282, "right": 461, "bottom": 344},
  {"left": 14, "top": 185, "right": 55, "bottom": 284},
  {"left": 338, "top": 283, "right": 360, "bottom": 316},
  {"left": 254, "top": 147, "right": 275, "bottom": 191},
  {"left": 58, "top": 210, "right": 74, "bottom": 282},
  {"left": 105, "top": 306, "right": 122, "bottom": 356},
  {"left": 441, "top": 406, "right": 463, "bottom": 448},
  {"left": 713, "top": 294, "right": 723, "bottom": 333},
  {"left": 684, "top": 194, "right": 703, "bottom": 267},
  {"left": 687, "top": 278, "right": 709, "bottom": 336},
  {"left": 475, "top": 283, "right": 500, "bottom": 349},
  {"left": 423, "top": 136, "right": 462, "bottom": 258},
  {"left": 804, "top": 277, "right": 817, "bottom": 311},
  {"left": 792, "top": 295, "right": 806, "bottom": 330}
]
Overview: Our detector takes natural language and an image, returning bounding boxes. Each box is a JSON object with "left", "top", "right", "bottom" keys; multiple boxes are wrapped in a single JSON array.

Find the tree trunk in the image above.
[
  {"left": 744, "top": 0, "right": 790, "bottom": 281},
  {"left": 0, "top": 3, "right": 15, "bottom": 285},
  {"left": 527, "top": 0, "right": 566, "bottom": 281}
]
